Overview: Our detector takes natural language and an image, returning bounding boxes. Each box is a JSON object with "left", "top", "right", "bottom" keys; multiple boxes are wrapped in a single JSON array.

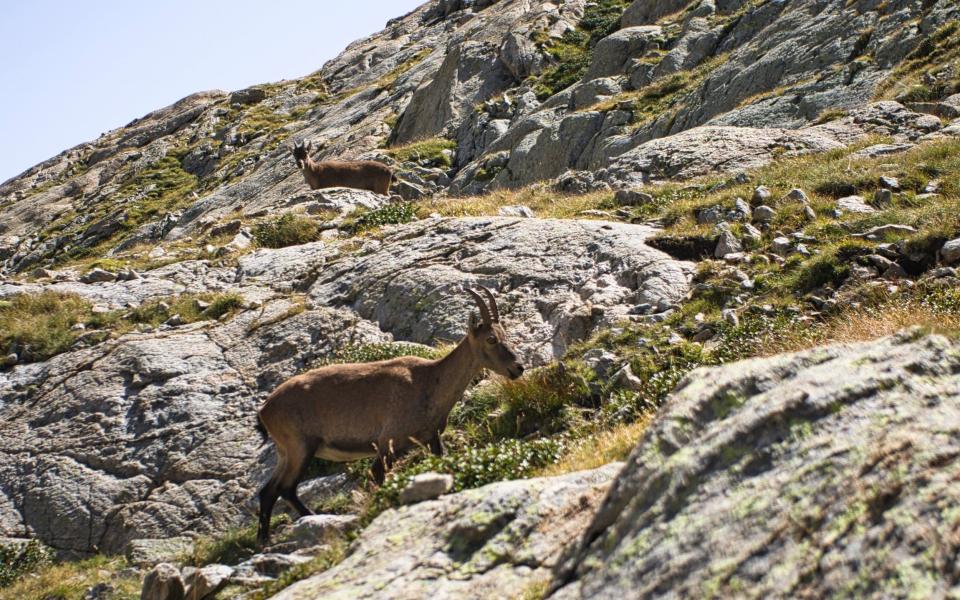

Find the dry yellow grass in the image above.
[
  {"left": 0, "top": 555, "right": 140, "bottom": 600},
  {"left": 420, "top": 186, "right": 614, "bottom": 219},
  {"left": 757, "top": 301, "right": 960, "bottom": 357},
  {"left": 539, "top": 415, "right": 654, "bottom": 477}
]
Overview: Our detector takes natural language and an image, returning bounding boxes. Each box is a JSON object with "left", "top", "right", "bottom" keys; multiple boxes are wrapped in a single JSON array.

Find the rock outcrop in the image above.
[
  {"left": 550, "top": 332, "right": 960, "bottom": 599},
  {"left": 272, "top": 463, "right": 623, "bottom": 600}
]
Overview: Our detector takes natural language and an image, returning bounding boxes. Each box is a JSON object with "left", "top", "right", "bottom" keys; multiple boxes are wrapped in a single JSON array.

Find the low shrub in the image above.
[{"left": 253, "top": 213, "right": 321, "bottom": 248}]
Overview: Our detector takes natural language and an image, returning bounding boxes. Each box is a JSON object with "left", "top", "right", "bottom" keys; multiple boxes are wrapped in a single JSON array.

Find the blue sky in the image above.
[{"left": 0, "top": 0, "right": 424, "bottom": 184}]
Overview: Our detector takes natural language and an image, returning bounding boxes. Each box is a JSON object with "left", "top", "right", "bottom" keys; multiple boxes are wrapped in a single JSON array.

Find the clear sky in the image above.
[{"left": 0, "top": 0, "right": 425, "bottom": 184}]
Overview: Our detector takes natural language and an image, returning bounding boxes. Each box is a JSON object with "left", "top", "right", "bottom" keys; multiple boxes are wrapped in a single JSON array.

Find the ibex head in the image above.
[
  {"left": 291, "top": 140, "right": 313, "bottom": 169},
  {"left": 465, "top": 287, "right": 524, "bottom": 379}
]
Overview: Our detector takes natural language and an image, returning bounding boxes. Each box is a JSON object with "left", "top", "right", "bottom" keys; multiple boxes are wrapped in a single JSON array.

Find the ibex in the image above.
[
  {"left": 254, "top": 287, "right": 524, "bottom": 544},
  {"left": 291, "top": 140, "right": 394, "bottom": 195}
]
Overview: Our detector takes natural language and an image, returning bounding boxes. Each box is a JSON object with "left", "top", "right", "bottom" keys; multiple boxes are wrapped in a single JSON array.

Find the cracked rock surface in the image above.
[
  {"left": 272, "top": 463, "right": 622, "bottom": 600},
  {"left": 550, "top": 332, "right": 960, "bottom": 599}
]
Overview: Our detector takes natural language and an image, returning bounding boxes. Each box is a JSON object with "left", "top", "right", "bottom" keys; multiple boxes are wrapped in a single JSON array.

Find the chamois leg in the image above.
[
  {"left": 279, "top": 439, "right": 320, "bottom": 518},
  {"left": 257, "top": 450, "right": 287, "bottom": 546},
  {"left": 371, "top": 441, "right": 396, "bottom": 486},
  {"left": 428, "top": 433, "right": 444, "bottom": 457}
]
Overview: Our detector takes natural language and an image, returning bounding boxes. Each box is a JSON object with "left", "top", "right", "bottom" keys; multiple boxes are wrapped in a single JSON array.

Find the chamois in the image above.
[
  {"left": 291, "top": 140, "right": 393, "bottom": 195},
  {"left": 255, "top": 287, "right": 524, "bottom": 544}
]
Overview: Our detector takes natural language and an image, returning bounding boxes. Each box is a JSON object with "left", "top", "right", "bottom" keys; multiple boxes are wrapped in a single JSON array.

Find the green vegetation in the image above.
[
  {"left": 877, "top": 21, "right": 960, "bottom": 102},
  {"left": 347, "top": 202, "right": 417, "bottom": 233},
  {"left": 0, "top": 291, "right": 244, "bottom": 367},
  {"left": 375, "top": 48, "right": 433, "bottom": 92},
  {"left": 385, "top": 137, "right": 456, "bottom": 167},
  {"left": 365, "top": 437, "right": 566, "bottom": 519},
  {"left": 189, "top": 514, "right": 289, "bottom": 568},
  {"left": 0, "top": 551, "right": 139, "bottom": 600},
  {"left": 533, "top": 30, "right": 593, "bottom": 100},
  {"left": 0, "top": 292, "right": 96, "bottom": 363},
  {"left": 530, "top": 0, "right": 633, "bottom": 99},
  {"left": 584, "top": 53, "right": 729, "bottom": 129},
  {"left": 253, "top": 213, "right": 322, "bottom": 248},
  {"left": 326, "top": 341, "right": 443, "bottom": 364},
  {"left": 0, "top": 540, "right": 50, "bottom": 588},
  {"left": 125, "top": 292, "right": 244, "bottom": 327}
]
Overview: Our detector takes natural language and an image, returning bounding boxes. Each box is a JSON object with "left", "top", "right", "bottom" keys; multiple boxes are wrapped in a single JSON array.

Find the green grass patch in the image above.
[
  {"left": 347, "top": 203, "right": 417, "bottom": 233},
  {"left": 0, "top": 540, "right": 51, "bottom": 589},
  {"left": 126, "top": 292, "right": 244, "bottom": 327},
  {"left": 253, "top": 213, "right": 322, "bottom": 248},
  {"left": 0, "top": 292, "right": 94, "bottom": 363},
  {"left": 0, "top": 552, "right": 139, "bottom": 600},
  {"left": 530, "top": 0, "right": 633, "bottom": 99},
  {"left": 384, "top": 137, "right": 455, "bottom": 167},
  {"left": 876, "top": 21, "right": 960, "bottom": 101}
]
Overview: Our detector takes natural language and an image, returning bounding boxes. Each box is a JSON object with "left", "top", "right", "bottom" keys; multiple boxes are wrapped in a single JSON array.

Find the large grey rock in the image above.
[
  {"left": 141, "top": 563, "right": 185, "bottom": 600},
  {"left": 393, "top": 40, "right": 515, "bottom": 144},
  {"left": 941, "top": 237, "right": 960, "bottom": 265},
  {"left": 291, "top": 515, "right": 359, "bottom": 546},
  {"left": 399, "top": 472, "right": 454, "bottom": 504},
  {"left": 272, "top": 464, "right": 622, "bottom": 600},
  {"left": 183, "top": 564, "right": 233, "bottom": 600},
  {"left": 0, "top": 302, "right": 389, "bottom": 554},
  {"left": 586, "top": 26, "right": 663, "bottom": 80},
  {"left": 602, "top": 125, "right": 847, "bottom": 187},
  {"left": 552, "top": 333, "right": 960, "bottom": 599},
  {"left": 307, "top": 217, "right": 692, "bottom": 364}
]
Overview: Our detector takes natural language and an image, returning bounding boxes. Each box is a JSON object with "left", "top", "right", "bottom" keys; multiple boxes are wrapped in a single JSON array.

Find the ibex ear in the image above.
[
  {"left": 468, "top": 311, "right": 480, "bottom": 331},
  {"left": 305, "top": 140, "right": 313, "bottom": 151}
]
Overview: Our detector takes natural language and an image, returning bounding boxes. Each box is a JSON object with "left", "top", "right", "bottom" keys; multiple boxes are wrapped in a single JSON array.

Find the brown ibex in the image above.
[
  {"left": 291, "top": 140, "right": 394, "bottom": 195},
  {"left": 254, "top": 287, "right": 524, "bottom": 544}
]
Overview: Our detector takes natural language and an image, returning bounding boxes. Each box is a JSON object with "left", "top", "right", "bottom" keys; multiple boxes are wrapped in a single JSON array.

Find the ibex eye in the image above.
[{"left": 486, "top": 336, "right": 497, "bottom": 345}]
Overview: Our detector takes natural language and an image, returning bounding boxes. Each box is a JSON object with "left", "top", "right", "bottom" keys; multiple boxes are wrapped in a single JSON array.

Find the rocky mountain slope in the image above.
[{"left": 1, "top": 0, "right": 960, "bottom": 598}]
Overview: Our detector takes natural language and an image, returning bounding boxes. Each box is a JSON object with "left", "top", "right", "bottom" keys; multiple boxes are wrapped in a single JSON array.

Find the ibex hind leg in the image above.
[
  {"left": 257, "top": 450, "right": 288, "bottom": 546},
  {"left": 278, "top": 438, "right": 321, "bottom": 518}
]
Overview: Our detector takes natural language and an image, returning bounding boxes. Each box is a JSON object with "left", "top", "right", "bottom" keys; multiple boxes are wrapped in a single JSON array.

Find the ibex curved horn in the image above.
[
  {"left": 466, "top": 289, "right": 492, "bottom": 325},
  {"left": 477, "top": 286, "right": 500, "bottom": 322}
]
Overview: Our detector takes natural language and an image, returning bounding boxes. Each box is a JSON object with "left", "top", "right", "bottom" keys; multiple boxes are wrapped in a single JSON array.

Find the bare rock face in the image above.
[
  {"left": 550, "top": 332, "right": 960, "bottom": 599},
  {"left": 271, "top": 463, "right": 623, "bottom": 600},
  {"left": 0, "top": 302, "right": 389, "bottom": 555},
  {"left": 308, "top": 217, "right": 692, "bottom": 364}
]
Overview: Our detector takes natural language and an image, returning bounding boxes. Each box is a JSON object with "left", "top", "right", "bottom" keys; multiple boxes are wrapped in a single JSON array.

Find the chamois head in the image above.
[
  {"left": 291, "top": 140, "right": 312, "bottom": 170},
  {"left": 465, "top": 287, "right": 524, "bottom": 379}
]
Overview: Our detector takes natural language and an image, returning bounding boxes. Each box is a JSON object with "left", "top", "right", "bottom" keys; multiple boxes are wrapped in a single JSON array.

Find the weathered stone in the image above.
[
  {"left": 553, "top": 333, "right": 960, "bottom": 599},
  {"left": 836, "top": 195, "right": 875, "bottom": 214},
  {"left": 873, "top": 188, "right": 894, "bottom": 208},
  {"left": 853, "top": 224, "right": 917, "bottom": 240},
  {"left": 751, "top": 186, "right": 772, "bottom": 205},
  {"left": 80, "top": 268, "right": 116, "bottom": 283},
  {"left": 272, "top": 464, "right": 621, "bottom": 599},
  {"left": 752, "top": 205, "right": 776, "bottom": 223},
  {"left": 126, "top": 537, "right": 194, "bottom": 567},
  {"left": 770, "top": 236, "right": 792, "bottom": 255},
  {"left": 941, "top": 238, "right": 960, "bottom": 265},
  {"left": 183, "top": 564, "right": 233, "bottom": 600},
  {"left": 400, "top": 473, "right": 455, "bottom": 504},
  {"left": 307, "top": 218, "right": 691, "bottom": 365},
  {"left": 497, "top": 205, "right": 535, "bottom": 218},
  {"left": 611, "top": 364, "right": 644, "bottom": 392},
  {"left": 613, "top": 189, "right": 653, "bottom": 206},
  {"left": 141, "top": 563, "right": 185, "bottom": 600},
  {"left": 786, "top": 188, "right": 808, "bottom": 202},
  {"left": 714, "top": 225, "right": 742, "bottom": 259},
  {"left": 586, "top": 26, "right": 664, "bottom": 80},
  {"left": 291, "top": 515, "right": 359, "bottom": 545},
  {"left": 878, "top": 175, "right": 900, "bottom": 191},
  {"left": 229, "top": 87, "right": 267, "bottom": 105}
]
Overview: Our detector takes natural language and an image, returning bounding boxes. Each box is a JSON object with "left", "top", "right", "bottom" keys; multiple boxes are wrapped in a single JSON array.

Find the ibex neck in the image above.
[{"left": 433, "top": 336, "right": 480, "bottom": 416}]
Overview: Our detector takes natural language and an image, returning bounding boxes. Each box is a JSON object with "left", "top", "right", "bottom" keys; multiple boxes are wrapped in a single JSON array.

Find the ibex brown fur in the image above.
[
  {"left": 291, "top": 140, "right": 393, "bottom": 195},
  {"left": 255, "top": 287, "right": 523, "bottom": 544}
]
